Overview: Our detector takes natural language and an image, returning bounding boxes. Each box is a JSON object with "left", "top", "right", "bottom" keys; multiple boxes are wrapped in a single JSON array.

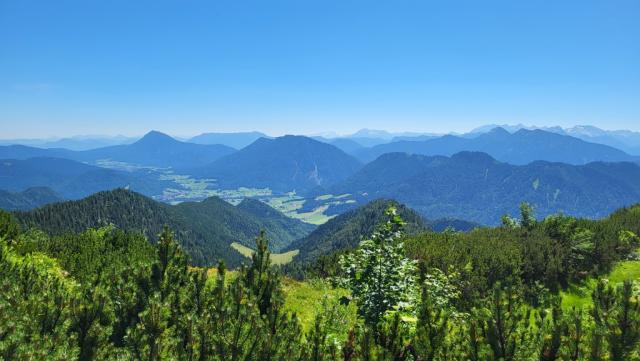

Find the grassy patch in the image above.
[
  {"left": 289, "top": 204, "right": 335, "bottom": 225},
  {"left": 561, "top": 257, "right": 640, "bottom": 309},
  {"left": 231, "top": 242, "right": 299, "bottom": 265},
  {"left": 608, "top": 260, "right": 640, "bottom": 283},
  {"left": 315, "top": 194, "right": 333, "bottom": 201},
  {"left": 264, "top": 195, "right": 335, "bottom": 225},
  {"left": 199, "top": 268, "right": 358, "bottom": 338},
  {"left": 282, "top": 278, "right": 358, "bottom": 335}
]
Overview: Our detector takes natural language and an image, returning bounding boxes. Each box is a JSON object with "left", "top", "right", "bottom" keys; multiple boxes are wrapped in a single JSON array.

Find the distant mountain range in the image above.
[
  {"left": 469, "top": 124, "right": 640, "bottom": 155},
  {"left": 0, "top": 131, "right": 236, "bottom": 169},
  {"left": 3, "top": 126, "right": 640, "bottom": 227},
  {"left": 0, "top": 157, "right": 173, "bottom": 199},
  {"left": 313, "top": 126, "right": 640, "bottom": 158},
  {"left": 192, "top": 135, "right": 362, "bottom": 192},
  {"left": 13, "top": 189, "right": 315, "bottom": 266},
  {"left": 311, "top": 137, "right": 367, "bottom": 154},
  {"left": 81, "top": 131, "right": 236, "bottom": 168},
  {"left": 188, "top": 131, "right": 268, "bottom": 149},
  {"left": 0, "top": 135, "right": 136, "bottom": 151},
  {"left": 318, "top": 151, "right": 640, "bottom": 224},
  {"left": 0, "top": 187, "right": 62, "bottom": 211},
  {"left": 353, "top": 127, "right": 639, "bottom": 165}
]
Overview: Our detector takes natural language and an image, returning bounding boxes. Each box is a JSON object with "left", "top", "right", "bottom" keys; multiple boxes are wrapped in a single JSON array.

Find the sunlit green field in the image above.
[
  {"left": 201, "top": 266, "right": 358, "bottom": 334},
  {"left": 561, "top": 254, "right": 640, "bottom": 309},
  {"left": 93, "top": 159, "right": 346, "bottom": 224},
  {"left": 282, "top": 278, "right": 358, "bottom": 335},
  {"left": 263, "top": 193, "right": 362, "bottom": 225},
  {"left": 289, "top": 204, "right": 334, "bottom": 225},
  {"left": 263, "top": 194, "right": 336, "bottom": 225},
  {"left": 231, "top": 242, "right": 300, "bottom": 265}
]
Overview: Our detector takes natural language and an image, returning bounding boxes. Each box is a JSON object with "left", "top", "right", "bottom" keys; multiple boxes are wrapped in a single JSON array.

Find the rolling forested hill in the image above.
[
  {"left": 0, "top": 157, "right": 173, "bottom": 199},
  {"left": 285, "top": 199, "right": 427, "bottom": 263},
  {"left": 13, "top": 189, "right": 315, "bottom": 266},
  {"left": 321, "top": 151, "right": 640, "bottom": 224},
  {"left": 0, "top": 187, "right": 62, "bottom": 211},
  {"left": 193, "top": 135, "right": 362, "bottom": 192}
]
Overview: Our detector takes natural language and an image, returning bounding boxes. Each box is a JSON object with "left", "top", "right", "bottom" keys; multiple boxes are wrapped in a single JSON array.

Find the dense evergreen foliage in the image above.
[
  {"left": 285, "top": 199, "right": 427, "bottom": 264},
  {"left": 13, "top": 189, "right": 315, "bottom": 266},
  {"left": 406, "top": 204, "right": 640, "bottom": 304},
  {"left": 2, "top": 203, "right": 640, "bottom": 360}
]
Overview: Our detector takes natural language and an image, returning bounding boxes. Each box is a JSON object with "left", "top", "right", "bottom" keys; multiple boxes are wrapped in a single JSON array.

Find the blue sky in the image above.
[{"left": 1, "top": 0, "right": 639, "bottom": 138}]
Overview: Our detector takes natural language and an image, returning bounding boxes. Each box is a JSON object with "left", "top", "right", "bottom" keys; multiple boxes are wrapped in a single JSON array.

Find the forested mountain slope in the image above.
[
  {"left": 0, "top": 157, "right": 172, "bottom": 199},
  {"left": 0, "top": 158, "right": 175, "bottom": 199},
  {"left": 324, "top": 151, "right": 640, "bottom": 224},
  {"left": 0, "top": 187, "right": 62, "bottom": 211},
  {"left": 285, "top": 199, "right": 427, "bottom": 263},
  {"left": 193, "top": 135, "right": 362, "bottom": 192},
  {"left": 13, "top": 189, "right": 315, "bottom": 266}
]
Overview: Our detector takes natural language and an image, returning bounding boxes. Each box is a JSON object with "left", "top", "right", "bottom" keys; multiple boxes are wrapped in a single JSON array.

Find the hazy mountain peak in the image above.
[
  {"left": 188, "top": 131, "right": 268, "bottom": 149},
  {"left": 136, "top": 130, "right": 176, "bottom": 144},
  {"left": 351, "top": 129, "right": 394, "bottom": 139},
  {"left": 194, "top": 134, "right": 361, "bottom": 192},
  {"left": 487, "top": 127, "right": 511, "bottom": 136}
]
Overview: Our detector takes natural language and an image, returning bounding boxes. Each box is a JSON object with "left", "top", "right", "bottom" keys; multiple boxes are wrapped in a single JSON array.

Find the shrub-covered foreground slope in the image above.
[
  {"left": 12, "top": 189, "right": 314, "bottom": 266},
  {"left": 2, "top": 201, "right": 640, "bottom": 360}
]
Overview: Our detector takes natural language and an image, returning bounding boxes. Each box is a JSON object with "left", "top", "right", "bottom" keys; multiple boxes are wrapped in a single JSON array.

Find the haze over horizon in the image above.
[
  {"left": 2, "top": 123, "right": 640, "bottom": 142},
  {"left": 2, "top": 0, "right": 639, "bottom": 138}
]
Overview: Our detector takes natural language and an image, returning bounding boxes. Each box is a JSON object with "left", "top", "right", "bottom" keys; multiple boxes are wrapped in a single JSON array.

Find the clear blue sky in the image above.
[{"left": 1, "top": 0, "right": 638, "bottom": 138}]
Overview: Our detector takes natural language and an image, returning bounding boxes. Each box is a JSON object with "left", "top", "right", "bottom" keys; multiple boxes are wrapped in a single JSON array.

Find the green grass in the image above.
[
  {"left": 230, "top": 242, "right": 299, "bottom": 265},
  {"left": 282, "top": 278, "right": 358, "bottom": 335},
  {"left": 98, "top": 159, "right": 343, "bottom": 224},
  {"left": 561, "top": 256, "right": 640, "bottom": 309},
  {"left": 608, "top": 260, "right": 640, "bottom": 283},
  {"left": 264, "top": 195, "right": 335, "bottom": 225},
  {"left": 200, "top": 268, "right": 357, "bottom": 337},
  {"left": 288, "top": 204, "right": 335, "bottom": 225},
  {"left": 96, "top": 159, "right": 338, "bottom": 224}
]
